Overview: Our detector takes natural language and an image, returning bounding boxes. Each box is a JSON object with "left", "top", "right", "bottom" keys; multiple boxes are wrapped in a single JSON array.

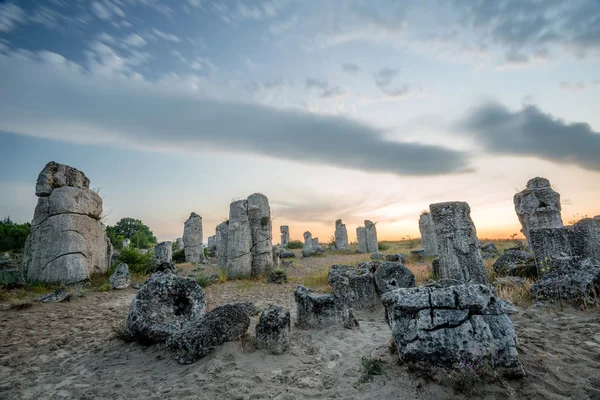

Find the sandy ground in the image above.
[{"left": 2, "top": 252, "right": 600, "bottom": 399}]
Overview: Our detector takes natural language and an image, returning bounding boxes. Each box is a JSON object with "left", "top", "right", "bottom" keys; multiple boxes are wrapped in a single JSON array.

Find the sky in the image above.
[{"left": 0, "top": 0, "right": 599, "bottom": 244}]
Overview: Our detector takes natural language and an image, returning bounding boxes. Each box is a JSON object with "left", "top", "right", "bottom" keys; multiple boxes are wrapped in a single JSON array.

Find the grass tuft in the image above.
[{"left": 358, "top": 357, "right": 386, "bottom": 384}]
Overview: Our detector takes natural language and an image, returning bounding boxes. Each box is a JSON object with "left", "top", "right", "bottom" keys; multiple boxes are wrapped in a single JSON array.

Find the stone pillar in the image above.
[
  {"left": 365, "top": 220, "right": 378, "bottom": 253},
  {"left": 227, "top": 200, "right": 253, "bottom": 278},
  {"left": 154, "top": 241, "right": 172, "bottom": 262},
  {"left": 303, "top": 231, "right": 312, "bottom": 247},
  {"left": 419, "top": 213, "right": 438, "bottom": 256},
  {"left": 207, "top": 235, "right": 215, "bottom": 249},
  {"left": 175, "top": 238, "right": 184, "bottom": 251},
  {"left": 514, "top": 177, "right": 563, "bottom": 249},
  {"left": 429, "top": 201, "right": 488, "bottom": 284},
  {"left": 280, "top": 225, "right": 289, "bottom": 248},
  {"left": 356, "top": 227, "right": 368, "bottom": 253},
  {"left": 334, "top": 219, "right": 349, "bottom": 250},
  {"left": 183, "top": 212, "right": 207, "bottom": 264},
  {"left": 248, "top": 193, "right": 273, "bottom": 277},
  {"left": 216, "top": 221, "right": 229, "bottom": 268},
  {"left": 312, "top": 238, "right": 320, "bottom": 251}
]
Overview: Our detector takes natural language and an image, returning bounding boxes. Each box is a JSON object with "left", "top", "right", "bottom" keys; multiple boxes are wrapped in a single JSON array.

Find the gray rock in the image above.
[
  {"left": 531, "top": 258, "right": 600, "bottom": 304},
  {"left": 381, "top": 283, "right": 522, "bottom": 377},
  {"left": 385, "top": 253, "right": 407, "bottom": 263},
  {"left": 429, "top": 201, "right": 488, "bottom": 284},
  {"left": 22, "top": 163, "right": 110, "bottom": 285},
  {"left": 492, "top": 250, "right": 537, "bottom": 278},
  {"left": 294, "top": 285, "right": 354, "bottom": 328},
  {"left": 152, "top": 260, "right": 176, "bottom": 274},
  {"left": 356, "top": 227, "right": 368, "bottom": 253},
  {"left": 248, "top": 193, "right": 273, "bottom": 276},
  {"left": 268, "top": 269, "right": 287, "bottom": 284},
  {"left": 334, "top": 219, "right": 349, "bottom": 250},
  {"left": 126, "top": 272, "right": 206, "bottom": 344},
  {"left": 328, "top": 265, "right": 377, "bottom": 309},
  {"left": 419, "top": 213, "right": 438, "bottom": 256},
  {"left": 280, "top": 225, "right": 289, "bottom": 248},
  {"left": 207, "top": 235, "right": 215, "bottom": 249},
  {"left": 168, "top": 302, "right": 252, "bottom": 364},
  {"left": 272, "top": 246, "right": 280, "bottom": 268},
  {"left": 514, "top": 177, "right": 564, "bottom": 250},
  {"left": 498, "top": 298, "right": 519, "bottom": 315},
  {"left": 302, "top": 232, "right": 315, "bottom": 257},
  {"left": 227, "top": 200, "right": 253, "bottom": 278},
  {"left": 132, "top": 282, "right": 143, "bottom": 289},
  {"left": 216, "top": 221, "right": 229, "bottom": 268},
  {"left": 373, "top": 261, "right": 416, "bottom": 296},
  {"left": 154, "top": 241, "right": 172, "bottom": 263},
  {"left": 311, "top": 238, "right": 320, "bottom": 251},
  {"left": 480, "top": 242, "right": 499, "bottom": 259},
  {"left": 410, "top": 248, "right": 425, "bottom": 258},
  {"left": 176, "top": 238, "right": 184, "bottom": 251},
  {"left": 364, "top": 220, "right": 378, "bottom": 253},
  {"left": 35, "top": 287, "right": 69, "bottom": 303},
  {"left": 493, "top": 276, "right": 527, "bottom": 287},
  {"left": 279, "top": 249, "right": 295, "bottom": 259},
  {"left": 370, "top": 251, "right": 384, "bottom": 260},
  {"left": 35, "top": 161, "right": 90, "bottom": 197},
  {"left": 183, "top": 213, "right": 207, "bottom": 264},
  {"left": 255, "top": 306, "right": 291, "bottom": 355},
  {"left": 281, "top": 260, "right": 293, "bottom": 269},
  {"left": 109, "top": 263, "right": 131, "bottom": 289},
  {"left": 570, "top": 217, "right": 600, "bottom": 261},
  {"left": 431, "top": 259, "right": 440, "bottom": 279}
]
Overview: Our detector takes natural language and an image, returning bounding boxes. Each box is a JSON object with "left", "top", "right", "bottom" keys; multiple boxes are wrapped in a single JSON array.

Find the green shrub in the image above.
[
  {"left": 118, "top": 247, "right": 152, "bottom": 274},
  {"left": 195, "top": 274, "right": 214, "bottom": 288},
  {"left": 378, "top": 242, "right": 391, "bottom": 251},
  {"left": 0, "top": 217, "right": 30, "bottom": 252},
  {"left": 358, "top": 357, "right": 386, "bottom": 384},
  {"left": 172, "top": 249, "right": 186, "bottom": 263},
  {"left": 287, "top": 240, "right": 303, "bottom": 249}
]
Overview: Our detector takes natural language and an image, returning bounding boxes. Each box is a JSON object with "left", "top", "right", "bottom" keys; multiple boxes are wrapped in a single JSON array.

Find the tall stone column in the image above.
[
  {"left": 334, "top": 219, "right": 349, "bottom": 250},
  {"left": 365, "top": 220, "right": 378, "bottom": 253}
]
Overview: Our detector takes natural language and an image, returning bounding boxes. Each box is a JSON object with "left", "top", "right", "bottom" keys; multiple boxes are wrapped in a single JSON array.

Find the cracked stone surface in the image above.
[
  {"left": 256, "top": 305, "right": 291, "bottom": 355},
  {"left": 183, "top": 212, "right": 207, "bottom": 264},
  {"left": 381, "top": 282, "right": 522, "bottom": 376},
  {"left": 328, "top": 265, "right": 377, "bottom": 309},
  {"left": 227, "top": 200, "right": 253, "bottom": 278},
  {"left": 22, "top": 162, "right": 110, "bottom": 284},
  {"left": 419, "top": 213, "right": 438, "bottom": 256},
  {"left": 531, "top": 258, "right": 600, "bottom": 304},
  {"left": 334, "top": 219, "right": 349, "bottom": 250},
  {"left": 294, "top": 285, "right": 355, "bottom": 328},
  {"left": 154, "top": 241, "right": 172, "bottom": 263}
]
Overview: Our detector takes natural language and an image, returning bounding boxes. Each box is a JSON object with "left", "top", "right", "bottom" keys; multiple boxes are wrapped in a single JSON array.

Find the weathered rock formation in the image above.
[
  {"left": 373, "top": 262, "right": 416, "bottom": 296},
  {"left": 248, "top": 193, "right": 273, "bottom": 276},
  {"left": 183, "top": 213, "right": 207, "bottom": 264},
  {"left": 418, "top": 213, "right": 438, "bottom": 256},
  {"left": 302, "top": 231, "right": 315, "bottom": 257},
  {"left": 429, "top": 202, "right": 488, "bottom": 284},
  {"left": 531, "top": 258, "right": 600, "bottom": 304},
  {"left": 154, "top": 241, "right": 172, "bottom": 263},
  {"left": 109, "top": 263, "right": 131, "bottom": 289},
  {"left": 256, "top": 306, "right": 291, "bottom": 355},
  {"left": 227, "top": 200, "right": 253, "bottom": 278},
  {"left": 328, "top": 265, "right": 377, "bottom": 309},
  {"left": 207, "top": 235, "right": 215, "bottom": 249},
  {"left": 364, "top": 220, "right": 378, "bottom": 252},
  {"left": 480, "top": 242, "right": 499, "bottom": 259},
  {"left": 382, "top": 282, "right": 522, "bottom": 376},
  {"left": 294, "top": 285, "right": 356, "bottom": 328},
  {"left": 385, "top": 253, "right": 407, "bottom": 263},
  {"left": 168, "top": 302, "right": 252, "bottom": 364},
  {"left": 280, "top": 225, "right": 289, "bottom": 248},
  {"left": 334, "top": 219, "right": 349, "bottom": 250},
  {"left": 126, "top": 272, "right": 206, "bottom": 344},
  {"left": 356, "top": 227, "right": 368, "bottom": 253},
  {"left": 514, "top": 177, "right": 563, "bottom": 249},
  {"left": 216, "top": 221, "right": 229, "bottom": 268},
  {"left": 311, "top": 238, "right": 320, "bottom": 251},
  {"left": 492, "top": 250, "right": 537, "bottom": 278},
  {"left": 22, "top": 161, "right": 110, "bottom": 284}
]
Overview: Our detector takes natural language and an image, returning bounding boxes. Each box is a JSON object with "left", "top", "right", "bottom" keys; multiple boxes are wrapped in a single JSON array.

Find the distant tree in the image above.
[
  {"left": 0, "top": 217, "right": 31, "bottom": 252},
  {"left": 108, "top": 217, "right": 157, "bottom": 249}
]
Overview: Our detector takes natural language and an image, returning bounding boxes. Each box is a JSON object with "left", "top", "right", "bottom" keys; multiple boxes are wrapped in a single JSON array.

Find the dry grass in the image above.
[{"left": 495, "top": 279, "right": 534, "bottom": 307}]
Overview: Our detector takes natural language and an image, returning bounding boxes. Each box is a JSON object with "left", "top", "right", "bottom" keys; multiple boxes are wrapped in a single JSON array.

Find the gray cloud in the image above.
[
  {"left": 0, "top": 51, "right": 470, "bottom": 177},
  {"left": 306, "top": 78, "right": 347, "bottom": 98},
  {"left": 559, "top": 80, "right": 600, "bottom": 91},
  {"left": 341, "top": 63, "right": 361, "bottom": 74},
  {"left": 458, "top": 102, "right": 600, "bottom": 172},
  {"left": 373, "top": 68, "right": 413, "bottom": 97}
]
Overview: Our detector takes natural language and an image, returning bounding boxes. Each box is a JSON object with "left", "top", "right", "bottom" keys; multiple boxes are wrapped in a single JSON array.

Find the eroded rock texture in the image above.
[
  {"left": 514, "top": 177, "right": 563, "bottom": 249},
  {"left": 294, "top": 285, "right": 355, "bottom": 328},
  {"left": 419, "top": 213, "right": 438, "bottom": 256},
  {"left": 302, "top": 231, "right": 315, "bottom": 257},
  {"left": 280, "top": 225, "right": 289, "bottom": 248},
  {"left": 183, "top": 213, "right": 207, "bottom": 264},
  {"left": 256, "top": 306, "right": 291, "bottom": 355},
  {"left": 154, "top": 241, "right": 172, "bottom": 263},
  {"left": 22, "top": 162, "right": 110, "bottom": 284},
  {"left": 429, "top": 202, "right": 488, "bottom": 284},
  {"left": 531, "top": 258, "right": 600, "bottom": 304},
  {"left": 207, "top": 235, "right": 215, "bottom": 249},
  {"left": 356, "top": 227, "right": 368, "bottom": 253},
  {"left": 248, "top": 193, "right": 273, "bottom": 276},
  {"left": 168, "top": 303, "right": 252, "bottom": 364},
  {"left": 381, "top": 282, "right": 522, "bottom": 377},
  {"left": 492, "top": 250, "right": 537, "bottom": 278},
  {"left": 364, "top": 220, "right": 378, "bottom": 253},
  {"left": 216, "top": 221, "right": 229, "bottom": 268},
  {"left": 328, "top": 265, "right": 377, "bottom": 309},
  {"left": 373, "top": 261, "right": 416, "bottom": 296},
  {"left": 334, "top": 219, "right": 349, "bottom": 250},
  {"left": 227, "top": 200, "right": 253, "bottom": 278},
  {"left": 126, "top": 272, "right": 206, "bottom": 344},
  {"left": 109, "top": 263, "right": 131, "bottom": 289}
]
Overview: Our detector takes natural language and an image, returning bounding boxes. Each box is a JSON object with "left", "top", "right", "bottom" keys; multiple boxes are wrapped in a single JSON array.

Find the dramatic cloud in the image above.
[
  {"left": 0, "top": 3, "right": 25, "bottom": 32},
  {"left": 459, "top": 102, "right": 600, "bottom": 172},
  {"left": 0, "top": 51, "right": 470, "bottom": 177}
]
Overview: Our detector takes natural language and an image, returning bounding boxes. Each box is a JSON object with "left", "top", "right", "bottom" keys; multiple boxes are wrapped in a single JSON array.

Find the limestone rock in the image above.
[
  {"left": 311, "top": 238, "right": 320, "bottom": 252},
  {"left": 334, "top": 219, "right": 349, "bottom": 250},
  {"left": 227, "top": 200, "right": 253, "bottom": 278},
  {"left": 280, "top": 225, "right": 289, "bottom": 248},
  {"left": 256, "top": 306, "right": 291, "bottom": 355},
  {"left": 531, "top": 258, "right": 600, "bottom": 304},
  {"left": 126, "top": 272, "right": 206, "bottom": 344},
  {"left": 302, "top": 231, "right": 315, "bottom": 257},
  {"left": 279, "top": 249, "right": 295, "bottom": 259},
  {"left": 419, "top": 213, "right": 438, "bottom": 256},
  {"left": 492, "top": 250, "right": 537, "bottom": 278},
  {"left": 183, "top": 213, "right": 206, "bottom": 264},
  {"left": 570, "top": 217, "right": 600, "bottom": 262},
  {"left": 373, "top": 261, "right": 416, "bottom": 296},
  {"left": 480, "top": 242, "right": 499, "bottom": 259},
  {"left": 207, "top": 235, "right": 215, "bottom": 249},
  {"left": 154, "top": 241, "right": 172, "bottom": 263},
  {"left": 294, "top": 285, "right": 353, "bottom": 328},
  {"left": 35, "top": 161, "right": 90, "bottom": 197},
  {"left": 356, "top": 227, "right": 368, "bottom": 253},
  {"left": 152, "top": 260, "right": 177, "bottom": 274},
  {"left": 109, "top": 263, "right": 131, "bottom": 289},
  {"left": 385, "top": 253, "right": 408, "bottom": 263},
  {"left": 216, "top": 221, "right": 229, "bottom": 268},
  {"left": 168, "top": 303, "right": 252, "bottom": 364},
  {"left": 35, "top": 287, "right": 70, "bottom": 303},
  {"left": 328, "top": 265, "right": 377, "bottom": 309},
  {"left": 364, "top": 220, "right": 378, "bottom": 253},
  {"left": 429, "top": 201, "right": 488, "bottom": 284},
  {"left": 410, "top": 248, "right": 425, "bottom": 258},
  {"left": 370, "top": 251, "right": 384, "bottom": 260},
  {"left": 32, "top": 186, "right": 102, "bottom": 226},
  {"left": 248, "top": 193, "right": 273, "bottom": 276},
  {"left": 381, "top": 283, "right": 522, "bottom": 377}
]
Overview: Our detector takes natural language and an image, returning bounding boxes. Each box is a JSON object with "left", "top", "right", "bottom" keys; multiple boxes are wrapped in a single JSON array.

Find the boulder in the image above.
[
  {"left": 419, "top": 213, "right": 438, "bottom": 256},
  {"left": 152, "top": 260, "right": 177, "bottom": 274},
  {"left": 531, "top": 258, "right": 600, "bottom": 304},
  {"left": 294, "top": 285, "right": 355, "bottom": 328},
  {"left": 373, "top": 261, "right": 416, "bottom": 296},
  {"left": 370, "top": 251, "right": 384, "bottom": 260},
  {"left": 429, "top": 202, "right": 488, "bottom": 284},
  {"left": 311, "top": 238, "right": 320, "bottom": 251},
  {"left": 280, "top": 225, "right": 289, "bottom": 248},
  {"left": 381, "top": 282, "right": 522, "bottom": 377},
  {"left": 279, "top": 249, "right": 295, "bottom": 259},
  {"left": 492, "top": 250, "right": 537, "bottom": 278},
  {"left": 480, "top": 242, "right": 499, "bottom": 259},
  {"left": 410, "top": 248, "right": 425, "bottom": 258},
  {"left": 364, "top": 220, "right": 378, "bottom": 253},
  {"left": 168, "top": 303, "right": 252, "bottom": 364},
  {"left": 334, "top": 219, "right": 349, "bottom": 250},
  {"left": 356, "top": 227, "right": 368, "bottom": 253},
  {"left": 248, "top": 193, "right": 273, "bottom": 276},
  {"left": 227, "top": 200, "right": 253, "bottom": 278},
  {"left": 154, "top": 241, "right": 172, "bottom": 263},
  {"left": 126, "top": 272, "right": 206, "bottom": 344},
  {"left": 385, "top": 253, "right": 407, "bottom": 263},
  {"left": 35, "top": 287, "right": 69, "bottom": 303},
  {"left": 35, "top": 161, "right": 90, "bottom": 197},
  {"left": 281, "top": 260, "right": 293, "bottom": 269},
  {"left": 328, "top": 265, "right": 377, "bottom": 309},
  {"left": 302, "top": 231, "right": 315, "bottom": 257},
  {"left": 109, "top": 263, "right": 131, "bottom": 289},
  {"left": 183, "top": 213, "right": 207, "bottom": 264},
  {"left": 255, "top": 306, "right": 291, "bottom": 355}
]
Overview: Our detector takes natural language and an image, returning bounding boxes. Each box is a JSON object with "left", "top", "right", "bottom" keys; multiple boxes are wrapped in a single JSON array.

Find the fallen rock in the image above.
[
  {"left": 294, "top": 285, "right": 353, "bottom": 328},
  {"left": 279, "top": 249, "right": 295, "bottom": 259},
  {"left": 373, "top": 261, "right": 416, "bottom": 296},
  {"left": 35, "top": 287, "right": 69, "bottom": 303},
  {"left": 531, "top": 258, "right": 600, "bottom": 304},
  {"left": 480, "top": 242, "right": 499, "bottom": 259},
  {"left": 168, "top": 303, "right": 252, "bottom": 364},
  {"left": 328, "top": 265, "right": 377, "bottom": 309},
  {"left": 109, "top": 263, "right": 131, "bottom": 289},
  {"left": 255, "top": 306, "right": 291, "bottom": 355},
  {"left": 126, "top": 272, "right": 206, "bottom": 344},
  {"left": 385, "top": 253, "right": 407, "bottom": 263},
  {"left": 492, "top": 250, "right": 537, "bottom": 278}
]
